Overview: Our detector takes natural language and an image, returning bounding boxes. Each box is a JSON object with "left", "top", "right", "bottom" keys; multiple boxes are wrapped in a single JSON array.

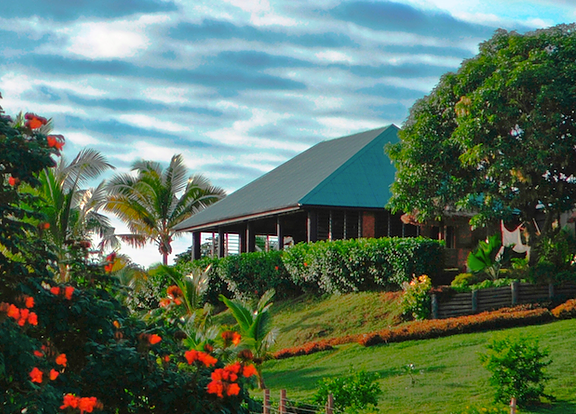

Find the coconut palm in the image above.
[
  {"left": 105, "top": 154, "right": 225, "bottom": 265},
  {"left": 38, "top": 148, "right": 116, "bottom": 280}
]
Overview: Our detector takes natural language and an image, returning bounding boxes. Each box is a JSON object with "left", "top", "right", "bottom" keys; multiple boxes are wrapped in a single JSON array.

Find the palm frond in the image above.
[{"left": 219, "top": 295, "right": 254, "bottom": 334}]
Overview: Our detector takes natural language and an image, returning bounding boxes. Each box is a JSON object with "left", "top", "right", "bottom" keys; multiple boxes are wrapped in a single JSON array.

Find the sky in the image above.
[{"left": 1, "top": 0, "right": 574, "bottom": 267}]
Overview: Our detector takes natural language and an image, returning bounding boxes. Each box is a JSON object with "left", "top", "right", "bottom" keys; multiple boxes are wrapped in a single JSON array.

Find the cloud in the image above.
[
  {"left": 1, "top": 0, "right": 178, "bottom": 21},
  {"left": 330, "top": 1, "right": 493, "bottom": 39}
]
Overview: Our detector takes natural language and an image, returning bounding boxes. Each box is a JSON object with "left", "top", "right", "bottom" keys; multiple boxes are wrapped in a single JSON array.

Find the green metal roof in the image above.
[{"left": 175, "top": 125, "right": 399, "bottom": 231}]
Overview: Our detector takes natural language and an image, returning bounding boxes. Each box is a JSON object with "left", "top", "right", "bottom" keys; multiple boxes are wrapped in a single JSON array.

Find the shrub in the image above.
[
  {"left": 358, "top": 307, "right": 553, "bottom": 347},
  {"left": 451, "top": 273, "right": 478, "bottom": 291},
  {"left": 273, "top": 340, "right": 334, "bottom": 360},
  {"left": 551, "top": 298, "right": 576, "bottom": 319},
  {"left": 479, "top": 336, "right": 551, "bottom": 405},
  {"left": 283, "top": 237, "right": 444, "bottom": 295},
  {"left": 311, "top": 370, "right": 381, "bottom": 413},
  {"left": 401, "top": 275, "right": 432, "bottom": 320}
]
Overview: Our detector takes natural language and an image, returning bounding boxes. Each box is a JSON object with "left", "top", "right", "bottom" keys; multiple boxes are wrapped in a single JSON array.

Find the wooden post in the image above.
[
  {"left": 549, "top": 283, "right": 555, "bottom": 300},
  {"left": 279, "top": 390, "right": 286, "bottom": 414},
  {"left": 263, "top": 389, "right": 270, "bottom": 414},
  {"left": 511, "top": 281, "right": 519, "bottom": 306},
  {"left": 510, "top": 397, "right": 517, "bottom": 414},
  {"left": 471, "top": 290, "right": 478, "bottom": 313},
  {"left": 326, "top": 393, "right": 334, "bottom": 414},
  {"left": 431, "top": 294, "right": 438, "bottom": 319}
]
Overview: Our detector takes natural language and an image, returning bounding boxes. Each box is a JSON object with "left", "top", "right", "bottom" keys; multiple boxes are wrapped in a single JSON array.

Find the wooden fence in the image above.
[
  {"left": 261, "top": 389, "right": 333, "bottom": 414},
  {"left": 431, "top": 282, "right": 576, "bottom": 319}
]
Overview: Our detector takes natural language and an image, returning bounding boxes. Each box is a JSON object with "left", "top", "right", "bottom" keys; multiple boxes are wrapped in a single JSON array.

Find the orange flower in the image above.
[
  {"left": 113, "top": 320, "right": 120, "bottom": 329},
  {"left": 8, "top": 176, "right": 19, "bottom": 186},
  {"left": 42, "top": 222, "right": 50, "bottom": 229},
  {"left": 159, "top": 298, "right": 171, "bottom": 308},
  {"left": 47, "top": 135, "right": 65, "bottom": 150},
  {"left": 33, "top": 350, "right": 44, "bottom": 358},
  {"left": 25, "top": 296, "right": 34, "bottom": 308},
  {"left": 78, "top": 396, "right": 98, "bottom": 413},
  {"left": 148, "top": 334, "right": 162, "bottom": 345},
  {"left": 104, "top": 263, "right": 113, "bottom": 273},
  {"left": 207, "top": 380, "right": 224, "bottom": 397},
  {"left": 226, "top": 382, "right": 241, "bottom": 396},
  {"left": 64, "top": 286, "right": 74, "bottom": 300},
  {"left": 61, "top": 394, "right": 79, "bottom": 409},
  {"left": 232, "top": 332, "right": 241, "bottom": 346},
  {"left": 242, "top": 364, "right": 258, "bottom": 378},
  {"left": 29, "top": 367, "right": 43, "bottom": 383},
  {"left": 50, "top": 369, "right": 59, "bottom": 380},
  {"left": 174, "top": 298, "right": 182, "bottom": 305},
  {"left": 166, "top": 285, "right": 183, "bottom": 298},
  {"left": 24, "top": 113, "right": 47, "bottom": 129},
  {"left": 50, "top": 286, "right": 60, "bottom": 296},
  {"left": 222, "top": 330, "right": 241, "bottom": 347},
  {"left": 163, "top": 355, "right": 170, "bottom": 362},
  {"left": 27, "top": 312, "right": 38, "bottom": 325},
  {"left": 56, "top": 353, "right": 67, "bottom": 367},
  {"left": 7, "top": 304, "right": 20, "bottom": 320},
  {"left": 184, "top": 349, "right": 199, "bottom": 364},
  {"left": 18, "top": 308, "right": 29, "bottom": 326},
  {"left": 198, "top": 352, "right": 217, "bottom": 367},
  {"left": 225, "top": 362, "right": 241, "bottom": 375}
]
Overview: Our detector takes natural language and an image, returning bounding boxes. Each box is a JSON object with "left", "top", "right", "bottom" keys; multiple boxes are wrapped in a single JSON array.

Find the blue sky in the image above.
[{"left": 1, "top": 0, "right": 574, "bottom": 266}]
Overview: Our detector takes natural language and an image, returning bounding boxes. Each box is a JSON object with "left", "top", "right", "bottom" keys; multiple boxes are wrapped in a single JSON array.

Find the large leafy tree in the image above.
[
  {"left": 105, "top": 154, "right": 226, "bottom": 265},
  {"left": 387, "top": 24, "right": 576, "bottom": 252}
]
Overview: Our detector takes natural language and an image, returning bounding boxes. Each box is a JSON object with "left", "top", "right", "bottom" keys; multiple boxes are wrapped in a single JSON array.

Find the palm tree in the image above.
[
  {"left": 39, "top": 148, "right": 116, "bottom": 280},
  {"left": 105, "top": 154, "right": 225, "bottom": 265},
  {"left": 220, "top": 289, "right": 278, "bottom": 389}
]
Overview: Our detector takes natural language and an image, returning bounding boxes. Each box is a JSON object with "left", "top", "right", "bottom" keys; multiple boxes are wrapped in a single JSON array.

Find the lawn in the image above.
[{"left": 260, "top": 318, "right": 576, "bottom": 413}]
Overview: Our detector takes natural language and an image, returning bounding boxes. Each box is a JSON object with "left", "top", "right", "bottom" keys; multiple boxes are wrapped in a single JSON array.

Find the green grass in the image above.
[{"left": 260, "top": 319, "right": 576, "bottom": 413}]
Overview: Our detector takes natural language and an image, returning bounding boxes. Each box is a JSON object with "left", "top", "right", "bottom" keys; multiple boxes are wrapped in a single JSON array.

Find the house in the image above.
[{"left": 175, "top": 125, "right": 476, "bottom": 269}]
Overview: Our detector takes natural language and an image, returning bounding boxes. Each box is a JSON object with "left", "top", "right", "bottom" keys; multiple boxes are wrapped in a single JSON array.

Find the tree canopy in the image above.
[{"left": 387, "top": 24, "right": 576, "bottom": 242}]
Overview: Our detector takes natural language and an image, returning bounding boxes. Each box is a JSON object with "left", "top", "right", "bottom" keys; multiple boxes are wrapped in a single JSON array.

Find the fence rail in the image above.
[
  {"left": 261, "top": 390, "right": 334, "bottom": 414},
  {"left": 431, "top": 282, "right": 576, "bottom": 319}
]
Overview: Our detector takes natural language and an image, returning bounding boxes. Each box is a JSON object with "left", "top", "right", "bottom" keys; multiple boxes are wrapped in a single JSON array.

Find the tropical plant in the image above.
[
  {"left": 479, "top": 335, "right": 551, "bottom": 406},
  {"left": 400, "top": 274, "right": 432, "bottom": 320},
  {"left": 219, "top": 289, "right": 278, "bottom": 388},
  {"left": 38, "top": 148, "right": 116, "bottom": 280},
  {"left": 105, "top": 154, "right": 225, "bottom": 265},
  {"left": 467, "top": 235, "right": 510, "bottom": 280},
  {"left": 154, "top": 264, "right": 211, "bottom": 317}
]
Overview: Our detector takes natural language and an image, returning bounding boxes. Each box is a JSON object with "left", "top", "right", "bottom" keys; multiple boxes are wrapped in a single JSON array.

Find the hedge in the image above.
[
  {"left": 282, "top": 237, "right": 445, "bottom": 295},
  {"left": 178, "top": 236, "right": 444, "bottom": 301}
]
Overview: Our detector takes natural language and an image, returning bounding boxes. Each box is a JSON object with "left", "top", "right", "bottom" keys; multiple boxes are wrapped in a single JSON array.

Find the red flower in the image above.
[
  {"left": 207, "top": 380, "right": 224, "bottom": 397},
  {"left": 33, "top": 350, "right": 44, "bottom": 358},
  {"left": 149, "top": 334, "right": 162, "bottom": 345},
  {"left": 25, "top": 113, "right": 47, "bottom": 129},
  {"left": 30, "top": 367, "right": 43, "bottom": 383},
  {"left": 61, "top": 394, "right": 79, "bottom": 409},
  {"left": 47, "top": 135, "right": 65, "bottom": 150},
  {"left": 56, "top": 353, "right": 67, "bottom": 367},
  {"left": 42, "top": 222, "right": 50, "bottom": 229},
  {"left": 50, "top": 286, "right": 60, "bottom": 295},
  {"left": 106, "top": 252, "right": 116, "bottom": 262},
  {"left": 184, "top": 349, "right": 199, "bottom": 364},
  {"left": 163, "top": 355, "right": 170, "bottom": 362},
  {"left": 226, "top": 382, "right": 241, "bottom": 396},
  {"left": 8, "top": 176, "right": 19, "bottom": 186},
  {"left": 50, "top": 369, "right": 59, "bottom": 380},
  {"left": 78, "top": 396, "right": 98, "bottom": 413},
  {"left": 166, "top": 285, "right": 183, "bottom": 298},
  {"left": 222, "top": 330, "right": 241, "bottom": 347},
  {"left": 113, "top": 320, "right": 120, "bottom": 329},
  {"left": 174, "top": 298, "right": 182, "bottom": 305},
  {"left": 198, "top": 352, "right": 217, "bottom": 367},
  {"left": 274, "top": 266, "right": 279, "bottom": 270},
  {"left": 242, "top": 364, "right": 258, "bottom": 378},
  {"left": 18, "top": 308, "right": 30, "bottom": 326},
  {"left": 159, "top": 298, "right": 171, "bottom": 308},
  {"left": 104, "top": 263, "right": 113, "bottom": 273},
  {"left": 232, "top": 332, "right": 241, "bottom": 346},
  {"left": 25, "top": 296, "right": 34, "bottom": 308},
  {"left": 64, "top": 286, "right": 75, "bottom": 300},
  {"left": 7, "top": 304, "right": 20, "bottom": 320},
  {"left": 27, "top": 312, "right": 38, "bottom": 325}
]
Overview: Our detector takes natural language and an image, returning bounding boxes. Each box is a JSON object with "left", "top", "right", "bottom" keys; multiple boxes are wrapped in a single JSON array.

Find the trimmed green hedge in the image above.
[
  {"left": 179, "top": 237, "right": 444, "bottom": 301},
  {"left": 282, "top": 237, "right": 445, "bottom": 295}
]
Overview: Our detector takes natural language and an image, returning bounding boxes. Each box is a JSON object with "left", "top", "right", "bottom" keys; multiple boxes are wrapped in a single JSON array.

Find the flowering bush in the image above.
[
  {"left": 401, "top": 275, "right": 432, "bottom": 320},
  {"left": 551, "top": 298, "right": 576, "bottom": 319},
  {"left": 273, "top": 340, "right": 334, "bottom": 360},
  {"left": 0, "top": 101, "right": 256, "bottom": 413}
]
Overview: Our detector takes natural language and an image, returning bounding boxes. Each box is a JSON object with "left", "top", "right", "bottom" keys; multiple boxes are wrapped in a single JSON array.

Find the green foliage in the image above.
[
  {"left": 468, "top": 235, "right": 511, "bottom": 280},
  {"left": 387, "top": 24, "right": 576, "bottom": 253},
  {"left": 535, "top": 228, "right": 576, "bottom": 272},
  {"left": 283, "top": 237, "right": 444, "bottom": 295},
  {"left": 311, "top": 370, "right": 381, "bottom": 413},
  {"left": 450, "top": 406, "right": 510, "bottom": 414},
  {"left": 401, "top": 275, "right": 432, "bottom": 320},
  {"left": 479, "top": 336, "right": 551, "bottom": 406},
  {"left": 451, "top": 272, "right": 478, "bottom": 290}
]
